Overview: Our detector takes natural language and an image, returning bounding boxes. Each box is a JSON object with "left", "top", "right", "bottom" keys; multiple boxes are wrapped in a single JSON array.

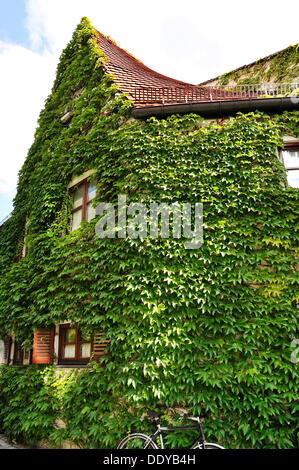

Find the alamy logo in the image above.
[{"left": 95, "top": 195, "right": 203, "bottom": 249}]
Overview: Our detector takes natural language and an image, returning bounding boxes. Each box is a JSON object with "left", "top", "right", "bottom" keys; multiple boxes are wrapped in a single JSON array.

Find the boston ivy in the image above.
[{"left": 0, "top": 18, "right": 298, "bottom": 449}]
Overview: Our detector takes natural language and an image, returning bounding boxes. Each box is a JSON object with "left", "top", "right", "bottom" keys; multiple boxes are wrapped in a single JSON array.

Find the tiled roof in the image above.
[
  {"left": 96, "top": 31, "right": 197, "bottom": 106},
  {"left": 95, "top": 31, "right": 251, "bottom": 108}
]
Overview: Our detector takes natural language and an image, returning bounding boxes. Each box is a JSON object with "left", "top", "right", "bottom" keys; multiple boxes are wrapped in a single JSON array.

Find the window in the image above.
[
  {"left": 58, "top": 325, "right": 93, "bottom": 364},
  {"left": 71, "top": 178, "right": 97, "bottom": 231},
  {"left": 13, "top": 340, "right": 24, "bottom": 365},
  {"left": 280, "top": 143, "right": 299, "bottom": 188},
  {"left": 3, "top": 337, "right": 12, "bottom": 365}
]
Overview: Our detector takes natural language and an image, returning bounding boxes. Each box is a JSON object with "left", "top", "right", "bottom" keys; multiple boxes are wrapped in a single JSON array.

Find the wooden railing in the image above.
[{"left": 133, "top": 82, "right": 299, "bottom": 104}]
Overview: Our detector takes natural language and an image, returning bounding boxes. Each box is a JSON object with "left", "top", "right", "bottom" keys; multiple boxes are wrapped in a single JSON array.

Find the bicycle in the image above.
[{"left": 117, "top": 410, "right": 225, "bottom": 449}]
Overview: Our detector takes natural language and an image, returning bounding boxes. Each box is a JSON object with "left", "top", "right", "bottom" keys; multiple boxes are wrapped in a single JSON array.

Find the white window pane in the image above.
[
  {"left": 282, "top": 150, "right": 299, "bottom": 169},
  {"left": 287, "top": 170, "right": 299, "bottom": 188},
  {"left": 71, "top": 209, "right": 82, "bottom": 231},
  {"left": 86, "top": 202, "right": 96, "bottom": 222},
  {"left": 80, "top": 343, "right": 91, "bottom": 358},
  {"left": 63, "top": 344, "right": 75, "bottom": 358},
  {"left": 73, "top": 185, "right": 84, "bottom": 209},
  {"left": 64, "top": 328, "right": 76, "bottom": 343},
  {"left": 87, "top": 180, "right": 97, "bottom": 202}
]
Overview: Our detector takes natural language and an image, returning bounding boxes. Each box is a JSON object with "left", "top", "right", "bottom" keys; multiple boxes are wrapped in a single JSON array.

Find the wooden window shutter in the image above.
[
  {"left": 3, "top": 337, "right": 12, "bottom": 364},
  {"left": 32, "top": 328, "right": 55, "bottom": 364},
  {"left": 93, "top": 332, "right": 108, "bottom": 361}
]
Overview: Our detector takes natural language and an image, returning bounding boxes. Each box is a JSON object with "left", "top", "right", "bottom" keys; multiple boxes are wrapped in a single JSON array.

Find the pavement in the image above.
[{"left": 0, "top": 434, "right": 17, "bottom": 449}]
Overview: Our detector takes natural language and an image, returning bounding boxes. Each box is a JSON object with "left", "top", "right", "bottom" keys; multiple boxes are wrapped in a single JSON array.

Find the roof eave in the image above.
[{"left": 132, "top": 97, "right": 299, "bottom": 119}]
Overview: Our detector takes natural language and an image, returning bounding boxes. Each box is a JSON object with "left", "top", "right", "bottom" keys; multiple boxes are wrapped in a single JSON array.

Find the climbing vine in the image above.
[{"left": 0, "top": 18, "right": 298, "bottom": 449}]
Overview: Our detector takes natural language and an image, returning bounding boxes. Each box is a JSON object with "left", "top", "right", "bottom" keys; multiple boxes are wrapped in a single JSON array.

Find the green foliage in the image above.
[
  {"left": 0, "top": 18, "right": 298, "bottom": 449},
  {"left": 0, "top": 365, "right": 60, "bottom": 444},
  {"left": 274, "top": 110, "right": 299, "bottom": 138}
]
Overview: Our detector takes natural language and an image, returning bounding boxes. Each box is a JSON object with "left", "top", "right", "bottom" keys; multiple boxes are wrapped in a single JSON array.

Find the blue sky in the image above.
[
  {"left": 0, "top": 192, "right": 13, "bottom": 223},
  {"left": 0, "top": 0, "right": 55, "bottom": 221},
  {"left": 0, "top": 1, "right": 28, "bottom": 46},
  {"left": 0, "top": 1, "right": 29, "bottom": 220},
  {"left": 0, "top": 1, "right": 27, "bottom": 220},
  {"left": 0, "top": 0, "right": 298, "bottom": 223},
  {"left": 0, "top": 193, "right": 12, "bottom": 222}
]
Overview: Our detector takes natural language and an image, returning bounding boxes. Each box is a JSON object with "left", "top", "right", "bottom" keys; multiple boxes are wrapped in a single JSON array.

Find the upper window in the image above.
[
  {"left": 71, "top": 178, "right": 97, "bottom": 231},
  {"left": 280, "top": 144, "right": 299, "bottom": 188},
  {"left": 58, "top": 325, "right": 93, "bottom": 364}
]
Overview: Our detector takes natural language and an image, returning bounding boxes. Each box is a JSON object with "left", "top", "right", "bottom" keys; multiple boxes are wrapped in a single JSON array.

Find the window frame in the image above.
[
  {"left": 13, "top": 339, "right": 24, "bottom": 365},
  {"left": 280, "top": 142, "right": 299, "bottom": 188},
  {"left": 58, "top": 325, "right": 94, "bottom": 365},
  {"left": 4, "top": 337, "right": 12, "bottom": 365},
  {"left": 70, "top": 177, "right": 97, "bottom": 231}
]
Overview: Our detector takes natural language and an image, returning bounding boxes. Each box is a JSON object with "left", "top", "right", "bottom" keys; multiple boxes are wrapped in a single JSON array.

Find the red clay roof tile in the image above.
[{"left": 95, "top": 30, "right": 257, "bottom": 107}]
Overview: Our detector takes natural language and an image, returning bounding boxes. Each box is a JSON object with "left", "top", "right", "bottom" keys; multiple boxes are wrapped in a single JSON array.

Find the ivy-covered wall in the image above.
[
  {"left": 201, "top": 44, "right": 299, "bottom": 86},
  {"left": 0, "top": 18, "right": 298, "bottom": 449}
]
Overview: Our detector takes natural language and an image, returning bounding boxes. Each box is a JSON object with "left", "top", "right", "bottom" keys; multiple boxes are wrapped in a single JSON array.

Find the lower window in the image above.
[
  {"left": 13, "top": 340, "right": 24, "bottom": 365},
  {"left": 58, "top": 325, "right": 93, "bottom": 365}
]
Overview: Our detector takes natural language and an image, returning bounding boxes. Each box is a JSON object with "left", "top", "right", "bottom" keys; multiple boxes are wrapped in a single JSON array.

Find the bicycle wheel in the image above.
[
  {"left": 117, "top": 433, "right": 158, "bottom": 449},
  {"left": 191, "top": 442, "right": 225, "bottom": 449}
]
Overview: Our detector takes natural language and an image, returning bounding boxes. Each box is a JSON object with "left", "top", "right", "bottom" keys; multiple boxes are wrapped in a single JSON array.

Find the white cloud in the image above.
[
  {"left": 0, "top": 40, "right": 56, "bottom": 196},
  {"left": 0, "top": 0, "right": 298, "bottom": 217},
  {"left": 24, "top": 0, "right": 299, "bottom": 82}
]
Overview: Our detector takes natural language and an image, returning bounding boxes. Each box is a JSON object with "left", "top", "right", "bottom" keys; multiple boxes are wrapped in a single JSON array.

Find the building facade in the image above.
[{"left": 0, "top": 18, "right": 298, "bottom": 448}]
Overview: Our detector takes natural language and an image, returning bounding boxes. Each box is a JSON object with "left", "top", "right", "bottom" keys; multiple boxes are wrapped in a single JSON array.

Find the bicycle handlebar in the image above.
[{"left": 147, "top": 410, "right": 202, "bottom": 423}]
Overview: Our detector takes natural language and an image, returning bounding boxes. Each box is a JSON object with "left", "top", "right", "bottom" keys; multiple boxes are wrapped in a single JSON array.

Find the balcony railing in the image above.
[
  {"left": 218, "top": 82, "right": 299, "bottom": 97},
  {"left": 133, "top": 82, "right": 299, "bottom": 105}
]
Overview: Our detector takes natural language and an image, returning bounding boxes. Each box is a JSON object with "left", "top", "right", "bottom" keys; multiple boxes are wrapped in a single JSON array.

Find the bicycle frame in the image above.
[{"left": 149, "top": 417, "right": 207, "bottom": 449}]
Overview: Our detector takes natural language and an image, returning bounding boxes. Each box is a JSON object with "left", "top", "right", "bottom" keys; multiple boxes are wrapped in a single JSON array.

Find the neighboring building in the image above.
[{"left": 199, "top": 44, "right": 299, "bottom": 87}]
